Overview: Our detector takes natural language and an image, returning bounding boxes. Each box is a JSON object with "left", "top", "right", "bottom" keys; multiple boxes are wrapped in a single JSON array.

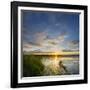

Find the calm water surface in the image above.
[{"left": 41, "top": 56, "right": 79, "bottom": 75}]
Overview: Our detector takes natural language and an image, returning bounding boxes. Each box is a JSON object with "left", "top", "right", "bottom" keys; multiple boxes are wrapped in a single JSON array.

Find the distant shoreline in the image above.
[{"left": 23, "top": 51, "right": 79, "bottom": 56}]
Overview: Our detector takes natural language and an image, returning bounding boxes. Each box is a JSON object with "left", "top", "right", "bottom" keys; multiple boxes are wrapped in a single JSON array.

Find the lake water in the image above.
[{"left": 41, "top": 56, "right": 79, "bottom": 76}]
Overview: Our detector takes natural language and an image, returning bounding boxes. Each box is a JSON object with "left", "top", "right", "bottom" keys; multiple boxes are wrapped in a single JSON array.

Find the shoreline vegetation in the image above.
[
  {"left": 24, "top": 51, "right": 79, "bottom": 56},
  {"left": 23, "top": 52, "right": 79, "bottom": 77}
]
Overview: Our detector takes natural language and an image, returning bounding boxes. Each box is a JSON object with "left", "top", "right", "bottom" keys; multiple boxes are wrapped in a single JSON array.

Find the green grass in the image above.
[{"left": 23, "top": 55, "right": 44, "bottom": 77}]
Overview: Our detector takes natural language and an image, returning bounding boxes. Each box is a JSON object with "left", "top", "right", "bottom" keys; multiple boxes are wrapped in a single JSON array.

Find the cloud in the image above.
[
  {"left": 46, "top": 39, "right": 59, "bottom": 45},
  {"left": 57, "top": 31, "right": 68, "bottom": 42},
  {"left": 45, "top": 30, "right": 68, "bottom": 45},
  {"left": 70, "top": 40, "right": 79, "bottom": 45},
  {"left": 23, "top": 42, "right": 34, "bottom": 52},
  {"left": 69, "top": 40, "right": 79, "bottom": 47},
  {"left": 23, "top": 30, "right": 48, "bottom": 46},
  {"left": 67, "top": 40, "right": 79, "bottom": 50},
  {"left": 33, "top": 31, "right": 47, "bottom": 46},
  {"left": 23, "top": 30, "right": 69, "bottom": 52}
]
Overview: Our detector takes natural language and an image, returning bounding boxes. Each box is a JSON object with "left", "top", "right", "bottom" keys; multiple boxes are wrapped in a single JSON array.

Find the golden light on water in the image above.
[
  {"left": 51, "top": 52, "right": 60, "bottom": 74},
  {"left": 54, "top": 52, "right": 58, "bottom": 60},
  {"left": 41, "top": 51, "right": 79, "bottom": 75}
]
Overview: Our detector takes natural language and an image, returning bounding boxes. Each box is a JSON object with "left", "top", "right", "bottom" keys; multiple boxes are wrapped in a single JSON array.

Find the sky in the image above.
[{"left": 21, "top": 10, "right": 80, "bottom": 52}]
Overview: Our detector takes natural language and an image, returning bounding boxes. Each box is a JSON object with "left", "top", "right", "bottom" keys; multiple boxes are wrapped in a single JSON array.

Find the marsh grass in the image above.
[{"left": 23, "top": 55, "right": 44, "bottom": 77}]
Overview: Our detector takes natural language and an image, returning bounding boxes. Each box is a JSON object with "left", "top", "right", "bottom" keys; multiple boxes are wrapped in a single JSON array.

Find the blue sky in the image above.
[{"left": 22, "top": 10, "right": 80, "bottom": 52}]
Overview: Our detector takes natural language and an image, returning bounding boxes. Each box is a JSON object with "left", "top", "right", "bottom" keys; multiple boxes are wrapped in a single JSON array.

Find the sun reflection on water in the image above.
[{"left": 41, "top": 52, "right": 79, "bottom": 75}]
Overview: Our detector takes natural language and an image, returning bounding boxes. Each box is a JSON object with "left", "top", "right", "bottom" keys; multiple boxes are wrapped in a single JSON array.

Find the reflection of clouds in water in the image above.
[{"left": 63, "top": 60, "right": 79, "bottom": 74}]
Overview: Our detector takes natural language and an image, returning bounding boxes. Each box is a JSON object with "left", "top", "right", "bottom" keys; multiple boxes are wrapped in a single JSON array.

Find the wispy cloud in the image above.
[{"left": 67, "top": 40, "right": 79, "bottom": 50}]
